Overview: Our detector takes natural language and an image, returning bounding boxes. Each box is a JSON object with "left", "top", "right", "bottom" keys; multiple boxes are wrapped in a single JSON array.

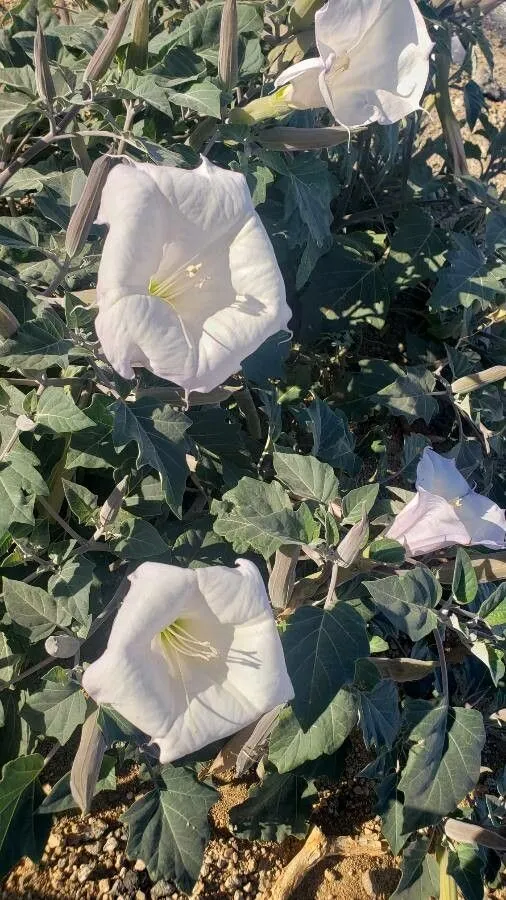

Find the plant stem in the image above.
[
  {"left": 0, "top": 104, "right": 80, "bottom": 193},
  {"left": 0, "top": 657, "right": 53, "bottom": 693},
  {"left": 323, "top": 561, "right": 339, "bottom": 611},
  {"left": 433, "top": 627, "right": 449, "bottom": 709}
]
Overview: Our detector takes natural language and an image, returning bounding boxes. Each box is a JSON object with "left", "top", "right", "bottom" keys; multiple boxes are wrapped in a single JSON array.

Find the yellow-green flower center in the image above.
[{"left": 160, "top": 619, "right": 218, "bottom": 662}]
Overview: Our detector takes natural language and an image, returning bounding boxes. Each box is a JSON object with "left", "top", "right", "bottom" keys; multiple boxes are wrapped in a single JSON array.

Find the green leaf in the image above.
[
  {"left": 61, "top": 479, "right": 98, "bottom": 525},
  {"left": 377, "top": 367, "right": 438, "bottom": 425},
  {"left": 478, "top": 582, "right": 506, "bottom": 626},
  {"left": 398, "top": 700, "right": 485, "bottom": 832},
  {"left": 430, "top": 234, "right": 506, "bottom": 312},
  {"left": 384, "top": 208, "right": 447, "bottom": 290},
  {"left": 229, "top": 769, "right": 314, "bottom": 841},
  {"left": 0, "top": 310, "right": 73, "bottom": 369},
  {"left": 0, "top": 216, "right": 39, "bottom": 249},
  {"left": 306, "top": 400, "right": 358, "bottom": 475},
  {"left": 112, "top": 399, "right": 190, "bottom": 517},
  {"left": 0, "top": 92, "right": 36, "bottom": 132},
  {"left": 0, "top": 754, "right": 49, "bottom": 879},
  {"left": 148, "top": 1, "right": 262, "bottom": 54},
  {"left": 342, "top": 483, "right": 379, "bottom": 525},
  {"left": 366, "top": 538, "right": 405, "bottom": 565},
  {"left": 212, "top": 477, "right": 318, "bottom": 559},
  {"left": 447, "top": 844, "right": 486, "bottom": 900},
  {"left": 464, "top": 80, "right": 484, "bottom": 131},
  {"left": 23, "top": 667, "right": 86, "bottom": 745},
  {"left": 121, "top": 764, "right": 217, "bottom": 892},
  {"left": 273, "top": 451, "right": 338, "bottom": 503},
  {"left": 357, "top": 679, "right": 400, "bottom": 749},
  {"left": 47, "top": 558, "right": 94, "bottom": 628},
  {"left": 452, "top": 548, "right": 478, "bottom": 605},
  {"left": 38, "top": 755, "right": 116, "bottom": 814},
  {"left": 35, "top": 387, "right": 94, "bottom": 434},
  {"left": 391, "top": 837, "right": 439, "bottom": 900},
  {"left": 111, "top": 510, "right": 169, "bottom": 559},
  {"left": 280, "top": 155, "right": 333, "bottom": 246},
  {"left": 376, "top": 772, "right": 409, "bottom": 855},
  {"left": 281, "top": 603, "right": 369, "bottom": 729},
  {"left": 365, "top": 569, "right": 441, "bottom": 641},
  {"left": 0, "top": 463, "right": 36, "bottom": 534},
  {"left": 401, "top": 434, "right": 430, "bottom": 481},
  {"left": 269, "top": 688, "right": 357, "bottom": 773},
  {"left": 3, "top": 577, "right": 70, "bottom": 642},
  {"left": 66, "top": 395, "right": 119, "bottom": 470}
]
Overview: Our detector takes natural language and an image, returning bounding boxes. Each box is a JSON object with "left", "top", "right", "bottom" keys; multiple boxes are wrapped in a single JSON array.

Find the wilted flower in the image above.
[
  {"left": 82, "top": 560, "right": 294, "bottom": 763},
  {"left": 386, "top": 448, "right": 506, "bottom": 556},
  {"left": 274, "top": 0, "right": 433, "bottom": 127},
  {"left": 94, "top": 159, "right": 290, "bottom": 395}
]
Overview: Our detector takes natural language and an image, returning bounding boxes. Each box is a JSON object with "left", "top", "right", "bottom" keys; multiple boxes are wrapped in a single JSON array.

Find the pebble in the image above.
[
  {"left": 150, "top": 881, "right": 174, "bottom": 899},
  {"left": 122, "top": 870, "right": 141, "bottom": 893},
  {"left": 134, "top": 859, "right": 146, "bottom": 872},
  {"left": 234, "top": 892, "right": 243, "bottom": 900},
  {"left": 47, "top": 834, "right": 62, "bottom": 850},
  {"left": 77, "top": 862, "right": 96, "bottom": 884},
  {"left": 246, "top": 858, "right": 256, "bottom": 874},
  {"left": 104, "top": 837, "right": 119, "bottom": 854},
  {"left": 361, "top": 870, "right": 376, "bottom": 897},
  {"left": 98, "top": 879, "right": 111, "bottom": 895},
  {"left": 84, "top": 841, "right": 101, "bottom": 856},
  {"left": 135, "top": 892, "right": 146, "bottom": 900}
]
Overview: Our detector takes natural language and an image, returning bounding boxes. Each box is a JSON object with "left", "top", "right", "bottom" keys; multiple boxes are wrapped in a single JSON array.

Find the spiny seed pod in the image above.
[
  {"left": 34, "top": 16, "right": 56, "bottom": 105},
  {"left": 218, "top": 0, "right": 238, "bottom": 91},
  {"left": 256, "top": 125, "right": 350, "bottom": 151},
  {"left": 0, "top": 301, "right": 19, "bottom": 338},
  {"left": 126, "top": 0, "right": 149, "bottom": 71},
  {"left": 83, "top": 0, "right": 133, "bottom": 85},
  {"left": 45, "top": 633, "right": 81, "bottom": 658},
  {"left": 65, "top": 155, "right": 113, "bottom": 258}
]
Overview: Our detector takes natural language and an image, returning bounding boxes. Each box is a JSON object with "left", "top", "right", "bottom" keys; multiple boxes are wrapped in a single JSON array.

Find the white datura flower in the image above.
[
  {"left": 94, "top": 158, "right": 290, "bottom": 396},
  {"left": 386, "top": 448, "right": 506, "bottom": 556},
  {"left": 82, "top": 559, "right": 294, "bottom": 763},
  {"left": 274, "top": 0, "right": 433, "bottom": 127}
]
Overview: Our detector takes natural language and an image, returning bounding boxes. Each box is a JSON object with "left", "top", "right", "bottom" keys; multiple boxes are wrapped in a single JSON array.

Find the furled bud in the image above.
[
  {"left": 34, "top": 16, "right": 56, "bottom": 106},
  {"left": 229, "top": 85, "right": 294, "bottom": 125},
  {"left": 218, "top": 0, "right": 238, "bottom": 91},
  {"left": 45, "top": 633, "right": 81, "bottom": 658},
  {"left": 83, "top": 0, "right": 132, "bottom": 85},
  {"left": 126, "top": 0, "right": 149, "bottom": 71},
  {"left": 70, "top": 710, "right": 107, "bottom": 814},
  {"left": 256, "top": 125, "right": 350, "bottom": 150},
  {"left": 0, "top": 301, "right": 19, "bottom": 338},
  {"left": 65, "top": 155, "right": 113, "bottom": 258}
]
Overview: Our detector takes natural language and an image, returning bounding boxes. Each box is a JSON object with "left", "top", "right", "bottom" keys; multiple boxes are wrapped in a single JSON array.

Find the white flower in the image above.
[
  {"left": 82, "top": 559, "right": 294, "bottom": 763},
  {"left": 94, "top": 158, "right": 290, "bottom": 395},
  {"left": 274, "top": 0, "right": 433, "bottom": 127},
  {"left": 386, "top": 448, "right": 506, "bottom": 556}
]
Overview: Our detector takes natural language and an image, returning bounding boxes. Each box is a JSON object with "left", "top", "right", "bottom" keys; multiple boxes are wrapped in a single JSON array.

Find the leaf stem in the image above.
[{"left": 433, "top": 627, "right": 449, "bottom": 709}]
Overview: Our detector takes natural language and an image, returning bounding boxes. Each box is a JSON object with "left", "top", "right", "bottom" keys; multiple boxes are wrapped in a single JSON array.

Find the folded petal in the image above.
[
  {"left": 458, "top": 493, "right": 506, "bottom": 550},
  {"left": 274, "top": 57, "right": 326, "bottom": 109},
  {"left": 386, "top": 490, "right": 471, "bottom": 556},
  {"left": 319, "top": 0, "right": 432, "bottom": 126},
  {"left": 315, "top": 0, "right": 383, "bottom": 63},
  {"left": 82, "top": 560, "right": 294, "bottom": 764},
  {"left": 416, "top": 448, "right": 470, "bottom": 501}
]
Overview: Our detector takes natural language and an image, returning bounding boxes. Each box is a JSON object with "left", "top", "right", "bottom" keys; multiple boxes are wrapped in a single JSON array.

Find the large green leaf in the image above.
[
  {"left": 47, "top": 558, "right": 95, "bottom": 629},
  {"left": 273, "top": 451, "right": 338, "bottom": 503},
  {"left": 384, "top": 208, "right": 447, "bottom": 289},
  {"left": 377, "top": 367, "right": 438, "bottom": 425},
  {"left": 22, "top": 667, "right": 86, "bottom": 745},
  {"left": 229, "top": 769, "right": 314, "bottom": 841},
  {"left": 281, "top": 603, "right": 368, "bottom": 729},
  {"left": 0, "top": 754, "right": 49, "bottom": 879},
  {"left": 398, "top": 700, "right": 485, "bottom": 832},
  {"left": 357, "top": 679, "right": 400, "bottom": 750},
  {"left": 0, "top": 310, "right": 73, "bottom": 369},
  {"left": 269, "top": 688, "right": 357, "bottom": 773},
  {"left": 148, "top": 1, "right": 262, "bottom": 54},
  {"left": 34, "top": 387, "right": 94, "bottom": 434},
  {"left": 365, "top": 569, "right": 440, "bottom": 640},
  {"left": 306, "top": 400, "right": 358, "bottom": 475},
  {"left": 430, "top": 234, "right": 506, "bottom": 312},
  {"left": 447, "top": 844, "right": 486, "bottom": 900},
  {"left": 121, "top": 765, "right": 217, "bottom": 892},
  {"left": 391, "top": 837, "right": 439, "bottom": 900},
  {"left": 3, "top": 578, "right": 70, "bottom": 642},
  {"left": 212, "top": 477, "right": 318, "bottom": 559},
  {"left": 66, "top": 395, "right": 119, "bottom": 470},
  {"left": 112, "top": 399, "right": 190, "bottom": 516}
]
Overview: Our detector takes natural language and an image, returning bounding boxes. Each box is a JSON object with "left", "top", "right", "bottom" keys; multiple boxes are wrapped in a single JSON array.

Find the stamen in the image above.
[{"left": 160, "top": 620, "right": 218, "bottom": 662}]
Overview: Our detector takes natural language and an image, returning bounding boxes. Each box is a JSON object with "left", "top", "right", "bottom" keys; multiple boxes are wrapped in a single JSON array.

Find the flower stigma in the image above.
[{"left": 159, "top": 619, "right": 219, "bottom": 662}]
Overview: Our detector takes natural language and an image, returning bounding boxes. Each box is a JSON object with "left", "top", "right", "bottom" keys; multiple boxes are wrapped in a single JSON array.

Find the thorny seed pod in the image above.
[
  {"left": 126, "top": 0, "right": 148, "bottom": 71},
  {"left": 0, "top": 301, "right": 19, "bottom": 338},
  {"left": 65, "top": 155, "right": 114, "bottom": 258},
  {"left": 218, "top": 0, "right": 238, "bottom": 91},
  {"left": 34, "top": 16, "right": 56, "bottom": 105},
  {"left": 83, "top": 0, "right": 132, "bottom": 85}
]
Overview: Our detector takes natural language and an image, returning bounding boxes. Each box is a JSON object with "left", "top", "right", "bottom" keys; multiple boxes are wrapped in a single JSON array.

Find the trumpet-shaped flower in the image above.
[
  {"left": 94, "top": 159, "right": 290, "bottom": 395},
  {"left": 274, "top": 0, "right": 433, "bottom": 127},
  {"left": 82, "top": 559, "right": 294, "bottom": 763},
  {"left": 386, "top": 448, "right": 506, "bottom": 556}
]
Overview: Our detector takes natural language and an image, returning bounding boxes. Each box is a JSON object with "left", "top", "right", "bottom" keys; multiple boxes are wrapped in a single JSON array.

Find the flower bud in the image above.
[
  {"left": 45, "top": 633, "right": 81, "bottom": 658},
  {"left": 218, "top": 0, "right": 238, "bottom": 92},
  {"left": 126, "top": 0, "right": 149, "bottom": 71},
  {"left": 34, "top": 16, "right": 56, "bottom": 106},
  {"left": 83, "top": 0, "right": 132, "bottom": 85},
  {"left": 256, "top": 125, "right": 349, "bottom": 150},
  {"left": 229, "top": 86, "right": 294, "bottom": 125},
  {"left": 0, "top": 301, "right": 19, "bottom": 338},
  {"left": 65, "top": 155, "right": 113, "bottom": 258}
]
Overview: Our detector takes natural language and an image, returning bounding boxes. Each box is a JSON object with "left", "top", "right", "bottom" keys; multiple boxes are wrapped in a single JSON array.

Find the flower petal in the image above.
[
  {"left": 315, "top": 0, "right": 383, "bottom": 63},
  {"left": 274, "top": 57, "right": 326, "bottom": 109},
  {"left": 318, "top": 0, "right": 432, "bottom": 126},
  {"left": 458, "top": 494, "right": 506, "bottom": 550},
  {"left": 386, "top": 490, "right": 471, "bottom": 556},
  {"left": 416, "top": 448, "right": 470, "bottom": 501}
]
